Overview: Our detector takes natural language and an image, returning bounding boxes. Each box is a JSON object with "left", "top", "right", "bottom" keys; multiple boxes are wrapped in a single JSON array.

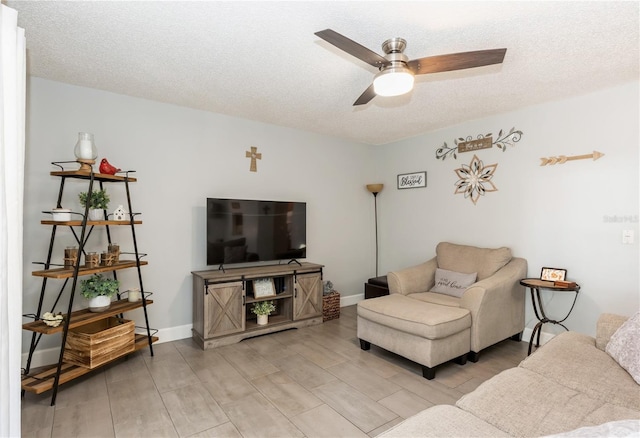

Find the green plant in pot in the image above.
[
  {"left": 80, "top": 274, "right": 119, "bottom": 312},
  {"left": 251, "top": 300, "right": 276, "bottom": 326},
  {"left": 78, "top": 189, "right": 109, "bottom": 221}
]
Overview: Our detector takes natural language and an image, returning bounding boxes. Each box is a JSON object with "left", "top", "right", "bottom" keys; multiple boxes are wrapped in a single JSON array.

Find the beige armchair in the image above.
[
  {"left": 387, "top": 242, "right": 527, "bottom": 360},
  {"left": 358, "top": 242, "right": 527, "bottom": 379}
]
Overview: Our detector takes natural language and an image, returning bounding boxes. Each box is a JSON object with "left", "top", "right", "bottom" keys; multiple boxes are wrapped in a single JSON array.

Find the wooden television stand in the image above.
[{"left": 191, "top": 262, "right": 324, "bottom": 349}]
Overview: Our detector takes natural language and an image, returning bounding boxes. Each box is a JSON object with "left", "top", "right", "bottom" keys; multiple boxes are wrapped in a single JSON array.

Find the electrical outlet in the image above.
[{"left": 622, "top": 230, "right": 634, "bottom": 244}]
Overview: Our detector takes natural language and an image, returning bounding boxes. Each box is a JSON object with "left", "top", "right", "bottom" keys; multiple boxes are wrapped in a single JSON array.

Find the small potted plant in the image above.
[
  {"left": 251, "top": 300, "right": 276, "bottom": 326},
  {"left": 78, "top": 189, "right": 110, "bottom": 221},
  {"left": 80, "top": 274, "right": 119, "bottom": 312}
]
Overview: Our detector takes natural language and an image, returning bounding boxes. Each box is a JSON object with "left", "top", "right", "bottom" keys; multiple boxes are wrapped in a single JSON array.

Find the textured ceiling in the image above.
[{"left": 7, "top": 1, "right": 639, "bottom": 145}]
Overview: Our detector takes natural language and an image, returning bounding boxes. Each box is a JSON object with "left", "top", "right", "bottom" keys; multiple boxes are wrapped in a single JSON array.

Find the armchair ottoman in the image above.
[
  {"left": 358, "top": 294, "right": 471, "bottom": 379},
  {"left": 357, "top": 242, "right": 527, "bottom": 379}
]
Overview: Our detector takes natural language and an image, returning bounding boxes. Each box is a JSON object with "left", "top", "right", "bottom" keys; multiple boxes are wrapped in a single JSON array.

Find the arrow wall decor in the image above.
[{"left": 540, "top": 150, "right": 604, "bottom": 166}]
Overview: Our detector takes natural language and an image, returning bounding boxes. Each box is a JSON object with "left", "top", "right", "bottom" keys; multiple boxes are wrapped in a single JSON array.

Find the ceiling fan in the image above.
[{"left": 315, "top": 29, "right": 507, "bottom": 106}]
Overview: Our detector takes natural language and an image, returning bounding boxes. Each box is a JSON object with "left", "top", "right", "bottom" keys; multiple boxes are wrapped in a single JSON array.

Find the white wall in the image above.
[
  {"left": 22, "top": 78, "right": 639, "bottom": 359},
  {"left": 373, "top": 81, "right": 639, "bottom": 337},
  {"left": 23, "top": 77, "right": 376, "bottom": 355}
]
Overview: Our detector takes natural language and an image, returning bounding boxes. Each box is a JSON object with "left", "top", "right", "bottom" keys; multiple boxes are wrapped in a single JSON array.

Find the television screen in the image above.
[{"left": 206, "top": 198, "right": 306, "bottom": 266}]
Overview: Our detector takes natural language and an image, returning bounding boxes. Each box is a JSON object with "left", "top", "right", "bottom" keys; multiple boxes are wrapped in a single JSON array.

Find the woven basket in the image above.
[{"left": 322, "top": 291, "right": 340, "bottom": 322}]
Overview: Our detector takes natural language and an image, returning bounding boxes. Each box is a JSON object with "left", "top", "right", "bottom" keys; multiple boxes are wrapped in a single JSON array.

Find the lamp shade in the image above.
[
  {"left": 366, "top": 183, "right": 384, "bottom": 194},
  {"left": 373, "top": 66, "right": 414, "bottom": 97}
]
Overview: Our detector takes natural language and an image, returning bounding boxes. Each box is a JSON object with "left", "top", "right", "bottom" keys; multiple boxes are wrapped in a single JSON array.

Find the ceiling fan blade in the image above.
[
  {"left": 315, "top": 29, "right": 390, "bottom": 69},
  {"left": 353, "top": 84, "right": 376, "bottom": 106},
  {"left": 407, "top": 48, "right": 507, "bottom": 75}
]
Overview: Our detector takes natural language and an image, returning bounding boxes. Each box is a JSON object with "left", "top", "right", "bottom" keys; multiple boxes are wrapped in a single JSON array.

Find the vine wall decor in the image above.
[
  {"left": 436, "top": 127, "right": 524, "bottom": 161},
  {"left": 454, "top": 154, "right": 498, "bottom": 205}
]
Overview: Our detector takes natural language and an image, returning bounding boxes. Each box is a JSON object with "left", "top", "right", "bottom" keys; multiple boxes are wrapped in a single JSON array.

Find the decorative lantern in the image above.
[{"left": 74, "top": 132, "right": 98, "bottom": 172}]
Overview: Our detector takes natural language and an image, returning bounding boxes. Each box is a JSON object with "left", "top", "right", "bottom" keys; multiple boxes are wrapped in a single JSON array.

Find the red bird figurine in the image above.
[{"left": 99, "top": 158, "right": 121, "bottom": 175}]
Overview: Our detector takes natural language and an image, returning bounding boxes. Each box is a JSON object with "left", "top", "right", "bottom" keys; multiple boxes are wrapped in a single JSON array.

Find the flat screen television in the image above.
[{"left": 206, "top": 198, "right": 306, "bottom": 266}]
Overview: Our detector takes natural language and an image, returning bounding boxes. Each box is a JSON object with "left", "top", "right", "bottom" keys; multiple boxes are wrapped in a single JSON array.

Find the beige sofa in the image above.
[
  {"left": 358, "top": 242, "right": 527, "bottom": 378},
  {"left": 378, "top": 313, "right": 640, "bottom": 437}
]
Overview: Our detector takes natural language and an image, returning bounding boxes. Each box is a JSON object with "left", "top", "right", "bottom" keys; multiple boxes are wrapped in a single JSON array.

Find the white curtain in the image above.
[{"left": 0, "top": 4, "right": 26, "bottom": 438}]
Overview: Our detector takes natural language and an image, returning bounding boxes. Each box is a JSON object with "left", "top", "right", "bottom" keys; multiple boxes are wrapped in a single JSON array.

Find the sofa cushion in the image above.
[
  {"left": 456, "top": 367, "right": 631, "bottom": 437},
  {"left": 376, "top": 405, "right": 510, "bottom": 437},
  {"left": 357, "top": 294, "right": 470, "bottom": 340},
  {"left": 520, "top": 331, "right": 640, "bottom": 410},
  {"left": 408, "top": 292, "right": 461, "bottom": 307},
  {"left": 431, "top": 268, "right": 477, "bottom": 297},
  {"left": 606, "top": 311, "right": 640, "bottom": 384},
  {"left": 436, "top": 242, "right": 512, "bottom": 281}
]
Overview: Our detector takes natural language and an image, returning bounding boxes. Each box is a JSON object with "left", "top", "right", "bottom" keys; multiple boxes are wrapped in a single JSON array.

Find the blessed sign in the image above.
[
  {"left": 458, "top": 136, "right": 493, "bottom": 153},
  {"left": 397, "top": 171, "right": 427, "bottom": 189}
]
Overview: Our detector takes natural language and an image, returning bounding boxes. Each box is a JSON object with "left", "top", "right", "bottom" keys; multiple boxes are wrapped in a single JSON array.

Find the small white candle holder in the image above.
[{"left": 127, "top": 288, "right": 141, "bottom": 302}]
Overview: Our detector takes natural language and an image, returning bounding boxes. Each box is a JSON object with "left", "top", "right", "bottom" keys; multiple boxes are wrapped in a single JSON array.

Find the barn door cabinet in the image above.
[
  {"left": 293, "top": 272, "right": 323, "bottom": 320},
  {"left": 192, "top": 262, "right": 324, "bottom": 349},
  {"left": 21, "top": 166, "right": 157, "bottom": 406}
]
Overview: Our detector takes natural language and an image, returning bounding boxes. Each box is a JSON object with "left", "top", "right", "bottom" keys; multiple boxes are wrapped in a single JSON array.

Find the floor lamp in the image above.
[{"left": 366, "top": 184, "right": 383, "bottom": 277}]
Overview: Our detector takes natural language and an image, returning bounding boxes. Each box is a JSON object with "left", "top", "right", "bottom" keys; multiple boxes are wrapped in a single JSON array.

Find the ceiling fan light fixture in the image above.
[{"left": 373, "top": 66, "right": 414, "bottom": 97}]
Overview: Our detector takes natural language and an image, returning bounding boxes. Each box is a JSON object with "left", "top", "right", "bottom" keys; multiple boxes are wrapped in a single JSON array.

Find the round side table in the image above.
[{"left": 520, "top": 278, "right": 580, "bottom": 355}]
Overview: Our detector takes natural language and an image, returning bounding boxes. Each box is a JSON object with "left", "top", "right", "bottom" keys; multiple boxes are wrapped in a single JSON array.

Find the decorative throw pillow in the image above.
[
  {"left": 431, "top": 268, "right": 477, "bottom": 298},
  {"left": 605, "top": 311, "right": 640, "bottom": 384},
  {"left": 541, "top": 419, "right": 640, "bottom": 437}
]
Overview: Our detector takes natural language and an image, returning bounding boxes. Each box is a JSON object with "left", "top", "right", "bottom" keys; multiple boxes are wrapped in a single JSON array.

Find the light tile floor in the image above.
[{"left": 21, "top": 305, "right": 528, "bottom": 437}]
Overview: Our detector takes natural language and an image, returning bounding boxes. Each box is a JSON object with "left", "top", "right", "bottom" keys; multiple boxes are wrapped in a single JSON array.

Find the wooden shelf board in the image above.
[
  {"left": 246, "top": 293, "right": 292, "bottom": 303},
  {"left": 23, "top": 298, "right": 154, "bottom": 334},
  {"left": 21, "top": 334, "right": 157, "bottom": 394},
  {"left": 50, "top": 170, "right": 137, "bottom": 182},
  {"left": 245, "top": 314, "right": 291, "bottom": 331},
  {"left": 32, "top": 260, "right": 148, "bottom": 279},
  {"left": 41, "top": 220, "right": 142, "bottom": 226}
]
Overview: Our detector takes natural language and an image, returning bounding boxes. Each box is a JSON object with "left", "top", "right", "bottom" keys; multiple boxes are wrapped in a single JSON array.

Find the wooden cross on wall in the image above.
[{"left": 245, "top": 146, "right": 262, "bottom": 172}]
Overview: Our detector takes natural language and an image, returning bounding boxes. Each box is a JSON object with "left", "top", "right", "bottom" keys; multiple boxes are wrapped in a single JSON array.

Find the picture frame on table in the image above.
[
  {"left": 540, "top": 267, "right": 567, "bottom": 282},
  {"left": 253, "top": 278, "right": 276, "bottom": 298}
]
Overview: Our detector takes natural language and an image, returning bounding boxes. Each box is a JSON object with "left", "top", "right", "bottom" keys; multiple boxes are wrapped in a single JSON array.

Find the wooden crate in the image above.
[
  {"left": 63, "top": 317, "right": 134, "bottom": 369},
  {"left": 322, "top": 291, "right": 340, "bottom": 322}
]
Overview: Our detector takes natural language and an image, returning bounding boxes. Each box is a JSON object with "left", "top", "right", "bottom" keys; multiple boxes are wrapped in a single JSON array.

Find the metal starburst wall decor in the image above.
[{"left": 454, "top": 155, "right": 498, "bottom": 205}]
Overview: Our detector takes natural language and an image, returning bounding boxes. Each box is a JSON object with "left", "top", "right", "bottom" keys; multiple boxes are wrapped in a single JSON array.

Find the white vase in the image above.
[
  {"left": 88, "top": 295, "right": 111, "bottom": 312},
  {"left": 88, "top": 209, "right": 103, "bottom": 221},
  {"left": 257, "top": 314, "right": 268, "bottom": 326}
]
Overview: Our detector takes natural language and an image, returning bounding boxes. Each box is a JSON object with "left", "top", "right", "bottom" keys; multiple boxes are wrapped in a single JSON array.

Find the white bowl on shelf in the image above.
[{"left": 51, "top": 208, "right": 71, "bottom": 221}]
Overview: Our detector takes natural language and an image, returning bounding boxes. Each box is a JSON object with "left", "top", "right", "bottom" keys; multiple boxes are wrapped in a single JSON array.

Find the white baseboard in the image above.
[
  {"left": 155, "top": 324, "right": 193, "bottom": 344},
  {"left": 340, "top": 293, "right": 363, "bottom": 307},
  {"left": 522, "top": 326, "right": 555, "bottom": 346},
  {"left": 22, "top": 347, "right": 60, "bottom": 370}
]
